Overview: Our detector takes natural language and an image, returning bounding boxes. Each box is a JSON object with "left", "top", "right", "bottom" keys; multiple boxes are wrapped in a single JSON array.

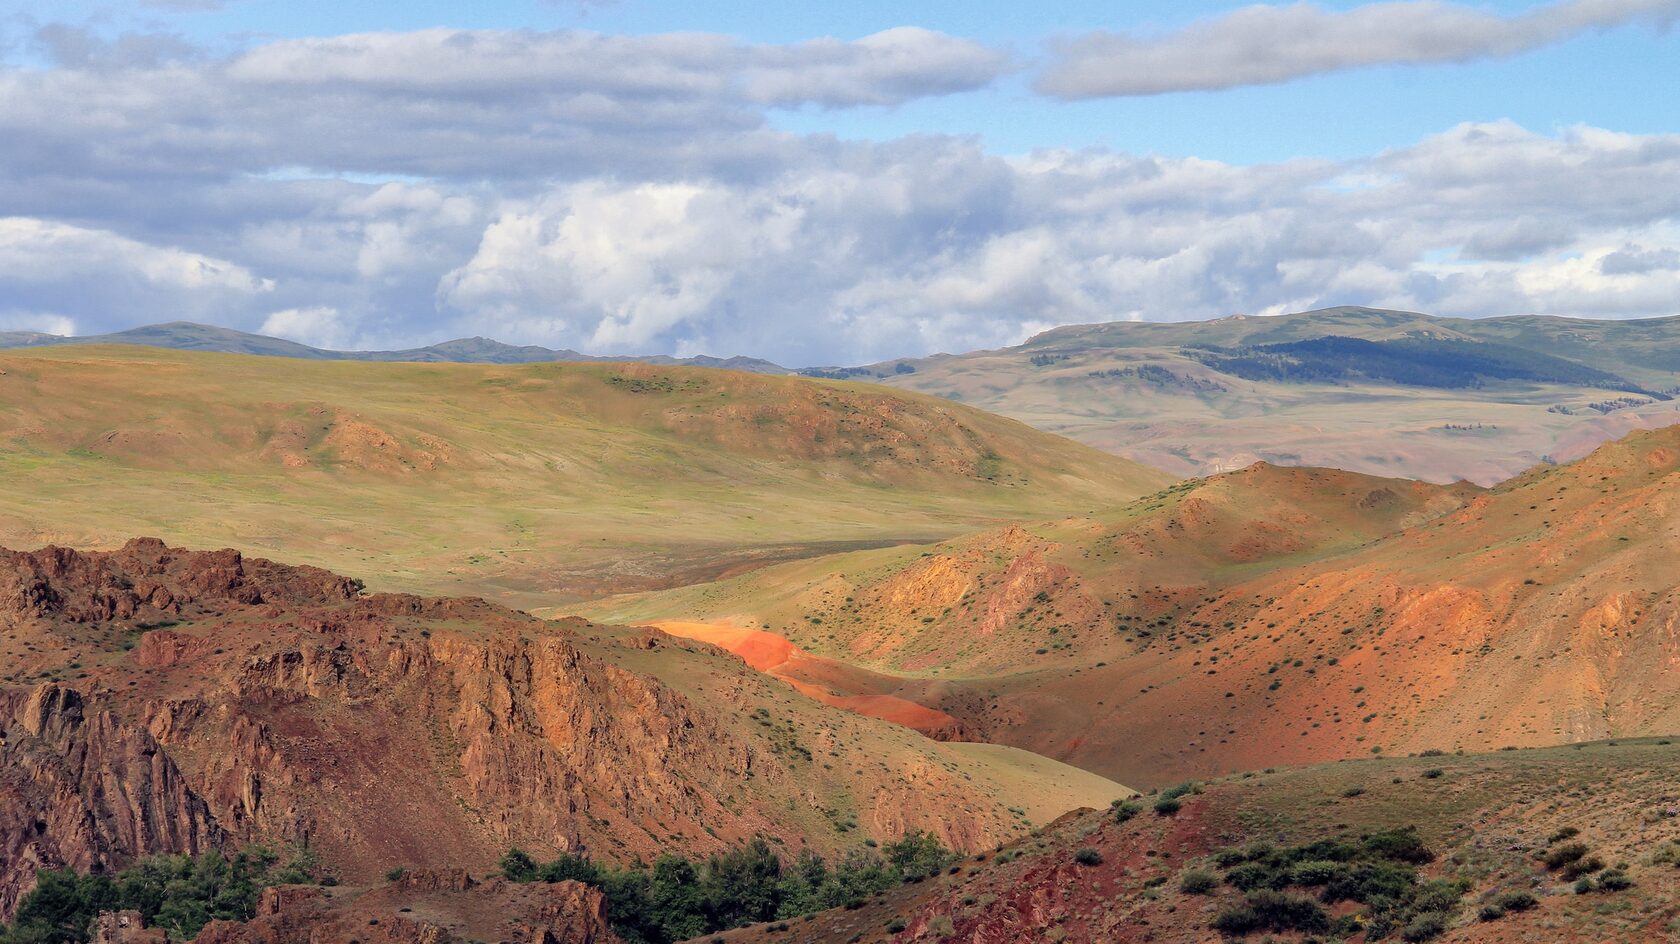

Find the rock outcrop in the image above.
[{"left": 0, "top": 540, "right": 1080, "bottom": 921}]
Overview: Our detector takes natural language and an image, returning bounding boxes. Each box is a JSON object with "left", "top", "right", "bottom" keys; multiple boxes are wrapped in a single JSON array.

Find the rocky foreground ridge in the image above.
[{"left": 0, "top": 539, "right": 1099, "bottom": 924}]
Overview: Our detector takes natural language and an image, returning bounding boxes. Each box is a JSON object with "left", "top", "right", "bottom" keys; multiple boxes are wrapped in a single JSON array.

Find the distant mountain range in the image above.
[
  {"left": 0, "top": 321, "right": 790, "bottom": 374},
  {"left": 850, "top": 306, "right": 1680, "bottom": 484},
  {"left": 11, "top": 307, "right": 1680, "bottom": 484}
]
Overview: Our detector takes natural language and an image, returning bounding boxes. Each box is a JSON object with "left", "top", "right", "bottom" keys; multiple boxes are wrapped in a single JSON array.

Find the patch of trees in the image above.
[
  {"left": 1086, "top": 365, "right": 1227, "bottom": 393},
  {"left": 1584, "top": 396, "right": 1653, "bottom": 413},
  {"left": 500, "top": 832, "right": 954, "bottom": 944},
  {"left": 1185, "top": 336, "right": 1652, "bottom": 394},
  {"left": 0, "top": 849, "right": 320, "bottom": 944},
  {"left": 798, "top": 362, "right": 916, "bottom": 380},
  {"left": 1205, "top": 828, "right": 1467, "bottom": 940}
]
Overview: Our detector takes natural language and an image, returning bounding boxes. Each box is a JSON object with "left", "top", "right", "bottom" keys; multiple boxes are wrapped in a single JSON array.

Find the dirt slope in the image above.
[
  {"left": 574, "top": 428, "right": 1680, "bottom": 787},
  {"left": 0, "top": 540, "right": 1127, "bottom": 922}
]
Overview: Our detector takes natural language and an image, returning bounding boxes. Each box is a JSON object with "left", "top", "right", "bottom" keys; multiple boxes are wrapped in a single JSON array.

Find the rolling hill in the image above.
[
  {"left": 568, "top": 425, "right": 1680, "bottom": 787},
  {"left": 0, "top": 346, "right": 1171, "bottom": 608},
  {"left": 842, "top": 307, "right": 1680, "bottom": 485}
]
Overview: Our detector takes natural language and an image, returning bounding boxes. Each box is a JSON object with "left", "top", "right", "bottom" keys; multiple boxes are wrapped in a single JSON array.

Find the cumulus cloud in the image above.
[
  {"left": 1037, "top": 0, "right": 1680, "bottom": 98},
  {"left": 0, "top": 217, "right": 271, "bottom": 331},
  {"left": 261, "top": 306, "right": 352, "bottom": 349},
  {"left": 1, "top": 23, "right": 1677, "bottom": 365},
  {"left": 428, "top": 123, "right": 1680, "bottom": 363}
]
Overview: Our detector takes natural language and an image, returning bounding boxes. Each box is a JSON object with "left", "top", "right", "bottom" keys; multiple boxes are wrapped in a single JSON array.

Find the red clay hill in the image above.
[{"left": 579, "top": 425, "right": 1680, "bottom": 788}]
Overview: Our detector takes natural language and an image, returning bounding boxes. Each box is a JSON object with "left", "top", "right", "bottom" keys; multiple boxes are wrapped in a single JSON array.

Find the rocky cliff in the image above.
[{"left": 0, "top": 539, "right": 1116, "bottom": 921}]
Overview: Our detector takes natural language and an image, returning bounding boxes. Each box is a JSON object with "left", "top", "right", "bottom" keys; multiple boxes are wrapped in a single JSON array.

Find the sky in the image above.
[{"left": 0, "top": 0, "right": 1677, "bottom": 365}]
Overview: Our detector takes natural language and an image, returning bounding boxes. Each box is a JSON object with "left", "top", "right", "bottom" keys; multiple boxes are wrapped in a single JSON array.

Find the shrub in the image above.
[
  {"left": 1543, "top": 842, "right": 1589, "bottom": 870},
  {"left": 1401, "top": 911, "right": 1451, "bottom": 941},
  {"left": 1112, "top": 800, "right": 1143, "bottom": 823},
  {"left": 1342, "top": 787, "right": 1366, "bottom": 798},
  {"left": 1596, "top": 869, "right": 1633, "bottom": 891},
  {"left": 1073, "top": 848, "right": 1104, "bottom": 866},
  {"left": 1210, "top": 904, "right": 1261, "bottom": 936},
  {"left": 1363, "top": 828, "right": 1436, "bottom": 864},
  {"left": 1493, "top": 890, "right": 1537, "bottom": 912},
  {"left": 885, "top": 918, "right": 906, "bottom": 933},
  {"left": 384, "top": 868, "right": 407, "bottom": 883},
  {"left": 1559, "top": 856, "right": 1604, "bottom": 881},
  {"left": 1180, "top": 870, "right": 1218, "bottom": 894},
  {"left": 1421, "top": 768, "right": 1445, "bottom": 779},
  {"left": 1153, "top": 797, "right": 1182, "bottom": 816},
  {"left": 1226, "top": 862, "right": 1286, "bottom": 892},
  {"left": 1244, "top": 889, "right": 1330, "bottom": 934},
  {"left": 1478, "top": 903, "right": 1505, "bottom": 921},
  {"left": 1287, "top": 860, "right": 1345, "bottom": 887},
  {"left": 1546, "top": 826, "right": 1579, "bottom": 845}
]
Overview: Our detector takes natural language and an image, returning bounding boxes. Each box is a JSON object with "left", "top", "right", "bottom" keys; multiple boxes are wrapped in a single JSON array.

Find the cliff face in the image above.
[
  {"left": 0, "top": 540, "right": 1087, "bottom": 922},
  {"left": 0, "top": 684, "right": 221, "bottom": 919}
]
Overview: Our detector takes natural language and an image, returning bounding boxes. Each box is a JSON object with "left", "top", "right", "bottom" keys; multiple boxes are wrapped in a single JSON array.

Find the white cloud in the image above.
[
  {"left": 260, "top": 306, "right": 351, "bottom": 349},
  {"left": 0, "top": 217, "right": 269, "bottom": 292},
  {"left": 1037, "top": 0, "right": 1680, "bottom": 98},
  {"left": 426, "top": 123, "right": 1680, "bottom": 363},
  {"left": 0, "top": 312, "right": 76, "bottom": 336},
  {"left": 0, "top": 217, "right": 272, "bottom": 330}
]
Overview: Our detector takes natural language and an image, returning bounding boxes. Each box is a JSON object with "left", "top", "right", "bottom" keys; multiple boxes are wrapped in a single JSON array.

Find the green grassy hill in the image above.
[{"left": 0, "top": 346, "right": 1171, "bottom": 608}]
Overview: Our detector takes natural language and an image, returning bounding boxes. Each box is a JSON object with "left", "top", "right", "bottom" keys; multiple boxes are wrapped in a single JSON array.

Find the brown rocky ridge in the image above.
[{"left": 0, "top": 539, "right": 1124, "bottom": 923}]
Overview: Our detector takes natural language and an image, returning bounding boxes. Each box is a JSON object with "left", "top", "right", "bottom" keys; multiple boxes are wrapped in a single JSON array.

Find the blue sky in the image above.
[{"left": 0, "top": 0, "right": 1677, "bottom": 363}]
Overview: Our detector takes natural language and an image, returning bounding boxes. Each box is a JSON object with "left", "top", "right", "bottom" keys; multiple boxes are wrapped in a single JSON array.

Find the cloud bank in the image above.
[
  {"left": 0, "top": 23, "right": 1677, "bottom": 364},
  {"left": 1038, "top": 0, "right": 1680, "bottom": 98}
]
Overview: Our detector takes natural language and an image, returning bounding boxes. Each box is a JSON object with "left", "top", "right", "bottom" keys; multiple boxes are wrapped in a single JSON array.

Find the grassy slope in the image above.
[
  {"left": 869, "top": 307, "right": 1680, "bottom": 484},
  {"left": 715, "top": 739, "right": 1680, "bottom": 944},
  {"left": 0, "top": 346, "right": 1170, "bottom": 608}
]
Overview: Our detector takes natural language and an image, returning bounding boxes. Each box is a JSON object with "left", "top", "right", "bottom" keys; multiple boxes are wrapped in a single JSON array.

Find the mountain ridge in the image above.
[{"left": 0, "top": 321, "right": 791, "bottom": 374}]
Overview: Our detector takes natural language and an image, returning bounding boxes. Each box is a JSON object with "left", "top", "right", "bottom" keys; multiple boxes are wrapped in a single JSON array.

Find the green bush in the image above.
[
  {"left": 0, "top": 848, "right": 315, "bottom": 944},
  {"left": 1595, "top": 869, "right": 1633, "bottom": 892},
  {"left": 1153, "top": 797, "right": 1182, "bottom": 816},
  {"left": 500, "top": 834, "right": 954, "bottom": 944},
  {"left": 1180, "top": 870, "right": 1218, "bottom": 894},
  {"left": 1073, "top": 848, "right": 1104, "bottom": 866},
  {"left": 1286, "top": 860, "right": 1345, "bottom": 886},
  {"left": 1560, "top": 856, "right": 1604, "bottom": 881},
  {"left": 1401, "top": 911, "right": 1451, "bottom": 941},
  {"left": 1493, "top": 890, "right": 1537, "bottom": 912},
  {"left": 1243, "top": 889, "right": 1330, "bottom": 934},
  {"left": 1206, "top": 827, "right": 1464, "bottom": 940},
  {"left": 1542, "top": 842, "right": 1588, "bottom": 870},
  {"left": 1210, "top": 904, "right": 1262, "bottom": 936}
]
